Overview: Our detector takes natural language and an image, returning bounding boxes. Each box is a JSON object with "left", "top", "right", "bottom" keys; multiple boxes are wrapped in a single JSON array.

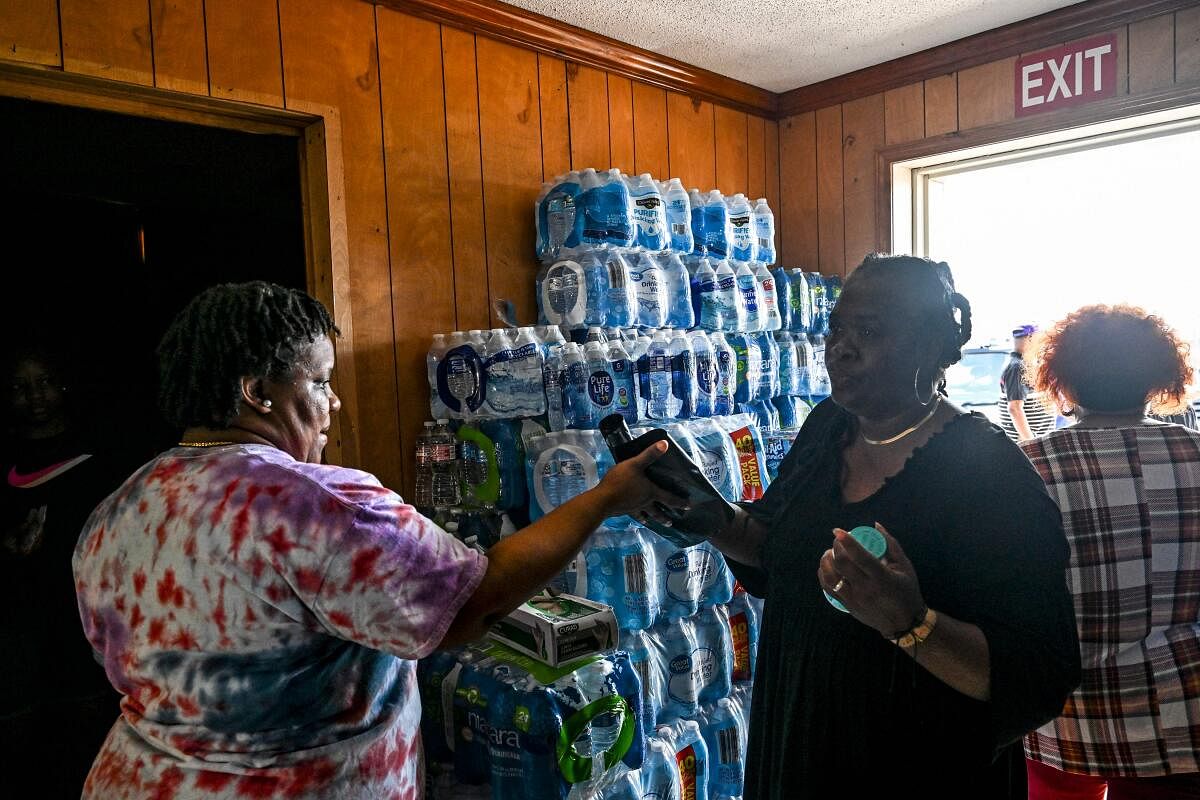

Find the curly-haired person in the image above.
[{"left": 1021, "top": 305, "right": 1200, "bottom": 799}]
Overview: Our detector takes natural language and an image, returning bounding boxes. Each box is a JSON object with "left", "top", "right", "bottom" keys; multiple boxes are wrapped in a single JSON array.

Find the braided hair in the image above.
[
  {"left": 846, "top": 254, "right": 973, "bottom": 371},
  {"left": 157, "top": 282, "right": 338, "bottom": 429}
]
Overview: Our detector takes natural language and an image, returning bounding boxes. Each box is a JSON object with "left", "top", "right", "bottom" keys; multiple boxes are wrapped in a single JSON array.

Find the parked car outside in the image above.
[{"left": 944, "top": 344, "right": 1009, "bottom": 425}]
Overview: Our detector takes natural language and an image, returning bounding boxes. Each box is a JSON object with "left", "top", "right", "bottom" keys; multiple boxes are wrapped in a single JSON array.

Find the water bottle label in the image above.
[
  {"left": 588, "top": 370, "right": 615, "bottom": 407},
  {"left": 727, "top": 610, "right": 751, "bottom": 681},
  {"left": 547, "top": 192, "right": 577, "bottom": 248},
  {"left": 665, "top": 549, "right": 719, "bottom": 601},
  {"left": 633, "top": 267, "right": 664, "bottom": 315},
  {"left": 699, "top": 448, "right": 728, "bottom": 489},
  {"left": 667, "top": 654, "right": 697, "bottom": 704},
  {"left": 437, "top": 346, "right": 485, "bottom": 413},
  {"left": 676, "top": 744, "right": 699, "bottom": 800},
  {"left": 696, "top": 356, "right": 717, "bottom": 393},
  {"left": 738, "top": 279, "right": 759, "bottom": 314},
  {"left": 648, "top": 355, "right": 671, "bottom": 374},
  {"left": 633, "top": 196, "right": 663, "bottom": 233},
  {"left": 545, "top": 261, "right": 584, "bottom": 319},
  {"left": 691, "top": 646, "right": 717, "bottom": 690},
  {"left": 728, "top": 426, "right": 765, "bottom": 500}
]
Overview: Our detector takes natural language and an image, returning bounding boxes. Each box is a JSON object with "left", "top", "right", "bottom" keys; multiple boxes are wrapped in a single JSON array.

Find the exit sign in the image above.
[{"left": 1015, "top": 33, "right": 1119, "bottom": 116}]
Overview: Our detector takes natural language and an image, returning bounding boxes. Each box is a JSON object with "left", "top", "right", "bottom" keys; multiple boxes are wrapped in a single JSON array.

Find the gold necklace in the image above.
[
  {"left": 861, "top": 397, "right": 942, "bottom": 446},
  {"left": 177, "top": 441, "right": 235, "bottom": 447}
]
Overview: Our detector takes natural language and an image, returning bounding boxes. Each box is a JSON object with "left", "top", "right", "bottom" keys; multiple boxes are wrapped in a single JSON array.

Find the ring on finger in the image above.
[{"left": 832, "top": 578, "right": 846, "bottom": 593}]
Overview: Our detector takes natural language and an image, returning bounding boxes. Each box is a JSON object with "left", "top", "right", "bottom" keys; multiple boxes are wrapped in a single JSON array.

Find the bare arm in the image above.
[
  {"left": 707, "top": 506, "right": 770, "bottom": 568},
  {"left": 1008, "top": 399, "right": 1034, "bottom": 441},
  {"left": 439, "top": 443, "right": 682, "bottom": 647}
]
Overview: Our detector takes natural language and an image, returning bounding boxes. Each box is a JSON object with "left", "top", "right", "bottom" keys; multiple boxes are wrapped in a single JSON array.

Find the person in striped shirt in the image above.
[
  {"left": 999, "top": 324, "right": 1055, "bottom": 442},
  {"left": 1021, "top": 305, "right": 1200, "bottom": 799}
]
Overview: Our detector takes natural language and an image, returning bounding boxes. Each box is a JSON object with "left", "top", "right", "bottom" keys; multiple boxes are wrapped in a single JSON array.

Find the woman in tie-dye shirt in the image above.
[{"left": 73, "top": 282, "right": 679, "bottom": 800}]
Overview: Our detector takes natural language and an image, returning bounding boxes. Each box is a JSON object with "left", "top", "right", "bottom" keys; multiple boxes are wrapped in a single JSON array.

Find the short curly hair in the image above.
[
  {"left": 157, "top": 282, "right": 338, "bottom": 429},
  {"left": 1026, "top": 304, "right": 1193, "bottom": 414}
]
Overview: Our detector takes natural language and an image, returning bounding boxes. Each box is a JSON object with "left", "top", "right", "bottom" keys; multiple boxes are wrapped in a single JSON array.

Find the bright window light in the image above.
[{"left": 921, "top": 124, "right": 1200, "bottom": 354}]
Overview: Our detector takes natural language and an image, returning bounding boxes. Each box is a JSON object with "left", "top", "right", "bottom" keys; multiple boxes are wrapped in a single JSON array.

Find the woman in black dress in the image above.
[{"left": 708, "top": 255, "right": 1081, "bottom": 798}]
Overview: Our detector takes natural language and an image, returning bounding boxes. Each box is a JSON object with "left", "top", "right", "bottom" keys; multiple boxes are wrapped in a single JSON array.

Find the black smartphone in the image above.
[{"left": 599, "top": 414, "right": 737, "bottom": 548}]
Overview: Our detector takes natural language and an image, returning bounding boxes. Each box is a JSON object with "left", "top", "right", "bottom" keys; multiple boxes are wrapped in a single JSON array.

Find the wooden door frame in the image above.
[
  {"left": 875, "top": 82, "right": 1200, "bottom": 258},
  {"left": 0, "top": 62, "right": 360, "bottom": 467}
]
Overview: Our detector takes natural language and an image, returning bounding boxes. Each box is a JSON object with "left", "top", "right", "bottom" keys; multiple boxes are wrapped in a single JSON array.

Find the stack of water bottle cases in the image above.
[{"left": 419, "top": 166, "right": 840, "bottom": 800}]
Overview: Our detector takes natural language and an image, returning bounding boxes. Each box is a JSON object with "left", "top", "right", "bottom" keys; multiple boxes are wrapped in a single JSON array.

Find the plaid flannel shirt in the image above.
[{"left": 1022, "top": 425, "right": 1200, "bottom": 777}]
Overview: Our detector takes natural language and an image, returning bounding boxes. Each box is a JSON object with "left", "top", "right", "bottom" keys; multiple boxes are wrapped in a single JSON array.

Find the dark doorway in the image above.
[{"left": 1, "top": 95, "right": 306, "bottom": 466}]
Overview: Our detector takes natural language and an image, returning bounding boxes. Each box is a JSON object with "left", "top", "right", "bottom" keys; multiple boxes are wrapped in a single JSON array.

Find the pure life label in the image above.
[{"left": 1015, "top": 33, "right": 1117, "bottom": 117}]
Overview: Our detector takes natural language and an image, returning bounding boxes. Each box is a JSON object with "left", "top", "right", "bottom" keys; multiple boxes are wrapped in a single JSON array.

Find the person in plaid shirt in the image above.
[{"left": 1021, "top": 305, "right": 1200, "bottom": 799}]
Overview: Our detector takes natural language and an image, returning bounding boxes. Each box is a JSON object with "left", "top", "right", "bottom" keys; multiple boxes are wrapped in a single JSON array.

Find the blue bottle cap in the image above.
[{"left": 825, "top": 525, "right": 888, "bottom": 613}]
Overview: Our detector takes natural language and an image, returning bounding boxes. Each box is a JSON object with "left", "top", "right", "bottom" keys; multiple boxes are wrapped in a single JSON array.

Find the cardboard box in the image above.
[{"left": 487, "top": 592, "right": 617, "bottom": 667}]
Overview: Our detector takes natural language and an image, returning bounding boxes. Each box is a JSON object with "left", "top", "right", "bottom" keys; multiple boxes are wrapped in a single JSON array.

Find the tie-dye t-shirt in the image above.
[{"left": 72, "top": 444, "right": 487, "bottom": 799}]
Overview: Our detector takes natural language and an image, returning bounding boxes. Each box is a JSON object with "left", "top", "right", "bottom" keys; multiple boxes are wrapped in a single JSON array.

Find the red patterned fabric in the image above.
[{"left": 1022, "top": 425, "right": 1200, "bottom": 777}]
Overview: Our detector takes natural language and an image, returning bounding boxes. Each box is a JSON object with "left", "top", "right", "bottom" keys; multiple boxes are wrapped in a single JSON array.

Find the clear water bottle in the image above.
[
  {"left": 752, "top": 197, "right": 776, "bottom": 265},
  {"left": 669, "top": 329, "right": 697, "bottom": 419},
  {"left": 660, "top": 250, "right": 695, "bottom": 329},
  {"left": 607, "top": 336, "right": 639, "bottom": 426},
  {"left": 663, "top": 177, "right": 694, "bottom": 254},
  {"left": 427, "top": 334, "right": 449, "bottom": 420},
  {"left": 561, "top": 343, "right": 593, "bottom": 429},
  {"left": 542, "top": 327, "right": 568, "bottom": 431},
  {"left": 693, "top": 254, "right": 723, "bottom": 332},
  {"left": 734, "top": 260, "right": 761, "bottom": 332},
  {"left": 727, "top": 192, "right": 757, "bottom": 262},
  {"left": 414, "top": 420, "right": 436, "bottom": 510},
  {"left": 640, "top": 330, "right": 674, "bottom": 420},
  {"left": 755, "top": 261, "right": 782, "bottom": 331},
  {"left": 690, "top": 330, "right": 718, "bottom": 417},
  {"left": 709, "top": 331, "right": 737, "bottom": 416},
  {"left": 431, "top": 419, "right": 460, "bottom": 508},
  {"left": 713, "top": 258, "right": 742, "bottom": 332}
]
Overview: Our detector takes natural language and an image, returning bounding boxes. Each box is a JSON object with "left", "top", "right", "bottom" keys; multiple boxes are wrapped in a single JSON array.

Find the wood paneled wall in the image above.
[
  {"left": 777, "top": 6, "right": 1200, "bottom": 277},
  {"left": 0, "top": 0, "right": 778, "bottom": 495}
]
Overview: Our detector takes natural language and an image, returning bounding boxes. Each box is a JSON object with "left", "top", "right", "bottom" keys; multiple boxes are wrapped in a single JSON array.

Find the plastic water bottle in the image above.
[
  {"left": 655, "top": 619, "right": 699, "bottom": 719},
  {"left": 431, "top": 419, "right": 460, "bottom": 508},
  {"left": 734, "top": 260, "right": 761, "bottom": 332},
  {"left": 727, "top": 193, "right": 757, "bottom": 262},
  {"left": 702, "top": 190, "right": 732, "bottom": 258},
  {"left": 626, "top": 333, "right": 651, "bottom": 422},
  {"left": 606, "top": 337, "right": 639, "bottom": 426},
  {"left": 585, "top": 325, "right": 608, "bottom": 344},
  {"left": 585, "top": 526, "right": 657, "bottom": 631},
  {"left": 630, "top": 248, "right": 668, "bottom": 329},
  {"left": 580, "top": 247, "right": 610, "bottom": 328},
  {"left": 669, "top": 330, "right": 696, "bottom": 419},
  {"left": 690, "top": 331, "right": 718, "bottom": 418},
  {"left": 726, "top": 332, "right": 761, "bottom": 405},
  {"left": 807, "top": 271, "right": 828, "bottom": 336},
  {"left": 775, "top": 330, "right": 799, "bottom": 396},
  {"left": 580, "top": 168, "right": 634, "bottom": 247},
  {"left": 561, "top": 343, "right": 593, "bottom": 429},
  {"left": 482, "top": 328, "right": 516, "bottom": 417},
  {"left": 660, "top": 251, "right": 695, "bottom": 329},
  {"left": 627, "top": 172, "right": 669, "bottom": 251},
  {"left": 584, "top": 340, "right": 617, "bottom": 424},
  {"left": 659, "top": 719, "right": 709, "bottom": 800},
  {"left": 530, "top": 431, "right": 600, "bottom": 516},
  {"left": 573, "top": 658, "right": 624, "bottom": 766},
  {"left": 709, "top": 332, "right": 737, "bottom": 416},
  {"left": 693, "top": 605, "right": 734, "bottom": 705},
  {"left": 542, "top": 327, "right": 568, "bottom": 431},
  {"left": 826, "top": 273, "right": 844, "bottom": 315},
  {"left": 755, "top": 261, "right": 781, "bottom": 331},
  {"left": 620, "top": 627, "right": 664, "bottom": 731},
  {"left": 427, "top": 333, "right": 449, "bottom": 420},
  {"left": 752, "top": 197, "right": 776, "bottom": 265},
  {"left": 811, "top": 334, "right": 831, "bottom": 397},
  {"left": 604, "top": 247, "right": 637, "bottom": 328},
  {"left": 639, "top": 330, "right": 674, "bottom": 421},
  {"left": 693, "top": 255, "right": 722, "bottom": 331},
  {"left": 754, "top": 331, "right": 779, "bottom": 401},
  {"left": 771, "top": 265, "right": 793, "bottom": 331},
  {"left": 688, "top": 188, "right": 706, "bottom": 253},
  {"left": 640, "top": 730, "right": 683, "bottom": 800},
  {"left": 699, "top": 697, "right": 746, "bottom": 797},
  {"left": 535, "top": 170, "right": 583, "bottom": 258},
  {"left": 713, "top": 258, "right": 743, "bottom": 332},
  {"left": 796, "top": 333, "right": 816, "bottom": 397},
  {"left": 726, "top": 589, "right": 760, "bottom": 684},
  {"left": 663, "top": 178, "right": 694, "bottom": 254},
  {"left": 788, "top": 269, "right": 811, "bottom": 334},
  {"left": 413, "top": 420, "right": 436, "bottom": 510}
]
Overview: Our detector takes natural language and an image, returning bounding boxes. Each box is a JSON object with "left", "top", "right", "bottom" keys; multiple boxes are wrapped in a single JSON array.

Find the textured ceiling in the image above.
[{"left": 502, "top": 0, "right": 1084, "bottom": 92}]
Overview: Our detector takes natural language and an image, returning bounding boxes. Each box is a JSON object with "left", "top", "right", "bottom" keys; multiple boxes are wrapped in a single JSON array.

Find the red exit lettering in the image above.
[{"left": 1015, "top": 33, "right": 1119, "bottom": 116}]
